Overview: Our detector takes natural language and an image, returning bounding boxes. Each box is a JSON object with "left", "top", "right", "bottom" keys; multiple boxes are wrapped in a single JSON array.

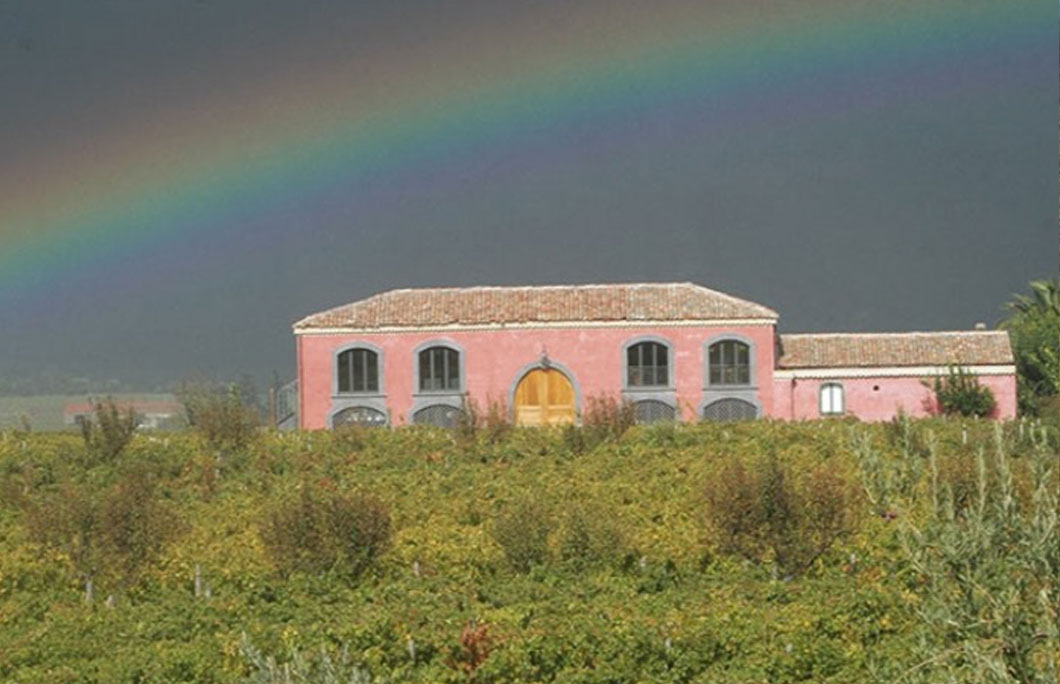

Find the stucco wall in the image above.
[
  {"left": 772, "top": 373, "right": 1017, "bottom": 421},
  {"left": 297, "top": 323, "right": 777, "bottom": 429}
]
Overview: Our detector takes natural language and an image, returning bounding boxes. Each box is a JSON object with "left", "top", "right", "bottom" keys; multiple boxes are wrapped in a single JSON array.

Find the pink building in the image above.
[{"left": 293, "top": 283, "right": 1016, "bottom": 429}]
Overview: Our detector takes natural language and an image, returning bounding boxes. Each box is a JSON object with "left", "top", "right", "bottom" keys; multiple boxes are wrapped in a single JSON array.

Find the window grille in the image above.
[
  {"left": 332, "top": 406, "right": 387, "bottom": 427},
  {"left": 413, "top": 404, "right": 464, "bottom": 428},
  {"left": 702, "top": 398, "right": 757, "bottom": 421},
  {"left": 634, "top": 399, "right": 676, "bottom": 424}
]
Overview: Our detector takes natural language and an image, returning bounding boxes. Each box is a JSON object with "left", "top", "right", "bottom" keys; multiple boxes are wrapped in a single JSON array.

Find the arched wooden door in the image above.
[{"left": 513, "top": 368, "right": 576, "bottom": 426}]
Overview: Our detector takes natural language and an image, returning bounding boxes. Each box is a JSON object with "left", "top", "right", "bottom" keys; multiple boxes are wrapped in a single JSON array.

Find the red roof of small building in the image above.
[
  {"left": 63, "top": 400, "right": 182, "bottom": 417},
  {"left": 777, "top": 331, "right": 1014, "bottom": 368},
  {"left": 294, "top": 283, "right": 779, "bottom": 330}
]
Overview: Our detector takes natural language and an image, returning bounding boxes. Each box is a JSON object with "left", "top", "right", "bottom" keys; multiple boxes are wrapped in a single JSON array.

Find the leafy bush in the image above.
[
  {"left": 446, "top": 620, "right": 493, "bottom": 683},
  {"left": 559, "top": 394, "right": 636, "bottom": 455},
  {"left": 581, "top": 394, "right": 636, "bottom": 442},
  {"left": 491, "top": 496, "right": 551, "bottom": 573},
  {"left": 704, "top": 451, "right": 860, "bottom": 576},
  {"left": 79, "top": 397, "right": 139, "bottom": 462},
  {"left": 457, "top": 397, "right": 511, "bottom": 447},
  {"left": 556, "top": 501, "right": 626, "bottom": 570},
  {"left": 23, "top": 469, "right": 180, "bottom": 602},
  {"left": 929, "top": 366, "right": 998, "bottom": 418},
  {"left": 178, "top": 382, "right": 260, "bottom": 452},
  {"left": 259, "top": 485, "right": 391, "bottom": 578}
]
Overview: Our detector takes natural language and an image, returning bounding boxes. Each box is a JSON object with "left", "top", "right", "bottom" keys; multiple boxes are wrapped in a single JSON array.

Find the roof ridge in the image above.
[
  {"left": 294, "top": 282, "right": 779, "bottom": 329},
  {"left": 684, "top": 283, "right": 778, "bottom": 317},
  {"left": 378, "top": 282, "right": 695, "bottom": 293}
]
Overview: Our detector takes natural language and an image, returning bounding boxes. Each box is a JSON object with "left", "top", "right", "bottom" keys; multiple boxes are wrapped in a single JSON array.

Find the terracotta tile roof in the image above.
[
  {"left": 63, "top": 400, "right": 182, "bottom": 416},
  {"left": 295, "top": 283, "right": 778, "bottom": 330},
  {"left": 778, "top": 331, "right": 1014, "bottom": 368}
]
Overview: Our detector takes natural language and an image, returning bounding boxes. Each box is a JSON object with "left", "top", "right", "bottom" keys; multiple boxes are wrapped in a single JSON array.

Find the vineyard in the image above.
[{"left": 0, "top": 417, "right": 1056, "bottom": 683}]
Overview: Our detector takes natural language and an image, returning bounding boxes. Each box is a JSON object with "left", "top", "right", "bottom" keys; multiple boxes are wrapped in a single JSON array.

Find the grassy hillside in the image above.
[{"left": 0, "top": 418, "right": 1055, "bottom": 683}]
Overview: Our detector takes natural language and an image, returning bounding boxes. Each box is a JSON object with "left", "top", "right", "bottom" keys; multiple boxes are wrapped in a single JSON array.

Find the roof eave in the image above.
[{"left": 293, "top": 316, "right": 779, "bottom": 334}]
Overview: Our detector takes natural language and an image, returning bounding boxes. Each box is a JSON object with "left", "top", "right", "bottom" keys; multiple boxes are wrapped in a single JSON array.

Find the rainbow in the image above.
[{"left": 0, "top": 0, "right": 1045, "bottom": 301}]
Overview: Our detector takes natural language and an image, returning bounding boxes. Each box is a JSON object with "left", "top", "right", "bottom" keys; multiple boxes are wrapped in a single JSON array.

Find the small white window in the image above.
[{"left": 820, "top": 383, "right": 844, "bottom": 416}]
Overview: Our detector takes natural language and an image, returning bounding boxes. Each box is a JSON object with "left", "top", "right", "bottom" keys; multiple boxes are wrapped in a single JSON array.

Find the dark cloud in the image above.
[{"left": 0, "top": 1, "right": 1055, "bottom": 386}]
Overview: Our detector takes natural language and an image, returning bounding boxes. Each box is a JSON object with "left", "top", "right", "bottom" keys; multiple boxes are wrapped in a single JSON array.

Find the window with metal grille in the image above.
[
  {"left": 419, "top": 346, "right": 460, "bottom": 392},
  {"left": 337, "top": 348, "right": 379, "bottom": 393},
  {"left": 627, "top": 342, "right": 669, "bottom": 387},
  {"left": 332, "top": 406, "right": 387, "bottom": 427},
  {"left": 702, "top": 398, "right": 757, "bottom": 421},
  {"left": 634, "top": 399, "right": 676, "bottom": 424},
  {"left": 819, "top": 383, "right": 844, "bottom": 415},
  {"left": 708, "top": 340, "right": 751, "bottom": 385},
  {"left": 413, "top": 404, "right": 464, "bottom": 428}
]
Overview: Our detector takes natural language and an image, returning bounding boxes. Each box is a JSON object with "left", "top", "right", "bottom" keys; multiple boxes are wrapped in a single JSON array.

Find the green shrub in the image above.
[
  {"left": 929, "top": 366, "right": 998, "bottom": 418},
  {"left": 259, "top": 485, "right": 391, "bottom": 578},
  {"left": 1038, "top": 395, "right": 1059, "bottom": 430},
  {"left": 492, "top": 497, "right": 551, "bottom": 573},
  {"left": 23, "top": 469, "right": 180, "bottom": 602},
  {"left": 556, "top": 501, "right": 625, "bottom": 570},
  {"left": 457, "top": 397, "right": 511, "bottom": 448},
  {"left": 704, "top": 451, "right": 860, "bottom": 576},
  {"left": 581, "top": 394, "right": 635, "bottom": 442},
  {"left": 178, "top": 382, "right": 260, "bottom": 452}
]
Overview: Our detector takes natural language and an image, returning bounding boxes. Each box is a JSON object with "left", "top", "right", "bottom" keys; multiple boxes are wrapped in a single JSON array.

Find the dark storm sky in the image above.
[{"left": 0, "top": 1, "right": 1055, "bottom": 386}]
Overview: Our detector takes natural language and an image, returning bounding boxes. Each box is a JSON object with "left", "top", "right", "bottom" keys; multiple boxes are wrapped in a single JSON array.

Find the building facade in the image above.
[{"left": 293, "top": 283, "right": 1016, "bottom": 429}]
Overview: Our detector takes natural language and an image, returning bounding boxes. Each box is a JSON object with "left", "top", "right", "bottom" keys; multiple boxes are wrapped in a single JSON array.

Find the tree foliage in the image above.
[
  {"left": 1000, "top": 278, "right": 1060, "bottom": 414},
  {"left": 930, "top": 366, "right": 998, "bottom": 418},
  {"left": 491, "top": 496, "right": 552, "bottom": 573},
  {"left": 79, "top": 397, "right": 139, "bottom": 463},
  {"left": 704, "top": 450, "right": 861, "bottom": 577},
  {"left": 177, "top": 381, "right": 261, "bottom": 451},
  {"left": 22, "top": 470, "right": 180, "bottom": 602},
  {"left": 259, "top": 484, "right": 391, "bottom": 578}
]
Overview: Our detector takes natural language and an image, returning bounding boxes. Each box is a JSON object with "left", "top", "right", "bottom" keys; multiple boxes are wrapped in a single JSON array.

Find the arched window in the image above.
[
  {"left": 708, "top": 340, "right": 751, "bottom": 386},
  {"left": 702, "top": 398, "right": 757, "bottom": 421},
  {"left": 819, "top": 383, "right": 844, "bottom": 416},
  {"left": 634, "top": 399, "right": 676, "bottom": 424},
  {"left": 332, "top": 406, "right": 387, "bottom": 427},
  {"left": 337, "top": 348, "right": 379, "bottom": 393},
  {"left": 418, "top": 346, "right": 460, "bottom": 392},
  {"left": 627, "top": 341, "right": 669, "bottom": 387},
  {"left": 413, "top": 404, "right": 464, "bottom": 428}
]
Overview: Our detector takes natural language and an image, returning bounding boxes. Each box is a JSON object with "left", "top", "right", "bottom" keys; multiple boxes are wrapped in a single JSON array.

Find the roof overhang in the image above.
[
  {"left": 294, "top": 317, "right": 778, "bottom": 335},
  {"left": 774, "top": 364, "right": 1016, "bottom": 380}
]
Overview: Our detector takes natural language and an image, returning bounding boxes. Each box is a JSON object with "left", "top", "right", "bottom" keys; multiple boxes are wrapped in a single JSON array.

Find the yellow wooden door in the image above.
[{"left": 514, "top": 368, "right": 576, "bottom": 426}]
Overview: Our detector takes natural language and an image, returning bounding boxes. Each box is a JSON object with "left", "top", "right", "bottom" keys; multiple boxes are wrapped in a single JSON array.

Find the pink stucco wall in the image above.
[
  {"left": 297, "top": 324, "right": 777, "bottom": 429},
  {"left": 772, "top": 374, "right": 1017, "bottom": 421}
]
